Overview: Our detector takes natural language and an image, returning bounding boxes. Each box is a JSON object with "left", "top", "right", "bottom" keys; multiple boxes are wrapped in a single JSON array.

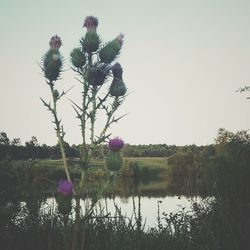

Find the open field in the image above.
[{"left": 6, "top": 157, "right": 170, "bottom": 174}]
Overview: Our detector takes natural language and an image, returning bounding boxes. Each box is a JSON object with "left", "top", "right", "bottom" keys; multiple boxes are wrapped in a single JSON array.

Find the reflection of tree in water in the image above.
[
  {"left": 25, "top": 195, "right": 45, "bottom": 226},
  {"left": 115, "top": 177, "right": 140, "bottom": 198},
  {"left": 0, "top": 200, "right": 21, "bottom": 227},
  {"left": 55, "top": 194, "right": 73, "bottom": 226}
]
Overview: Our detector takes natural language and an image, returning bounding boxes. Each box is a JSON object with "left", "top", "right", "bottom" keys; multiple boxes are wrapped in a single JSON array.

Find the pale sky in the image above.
[{"left": 1, "top": 0, "right": 250, "bottom": 146}]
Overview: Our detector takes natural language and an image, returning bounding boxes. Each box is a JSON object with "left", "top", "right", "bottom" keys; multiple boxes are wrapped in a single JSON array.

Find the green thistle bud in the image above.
[
  {"left": 53, "top": 89, "right": 60, "bottom": 99},
  {"left": 110, "top": 78, "right": 127, "bottom": 97},
  {"left": 81, "top": 31, "right": 101, "bottom": 53},
  {"left": 42, "top": 49, "right": 63, "bottom": 82},
  {"left": 105, "top": 151, "right": 123, "bottom": 171},
  {"left": 70, "top": 48, "right": 86, "bottom": 68},
  {"left": 99, "top": 39, "right": 121, "bottom": 64}
]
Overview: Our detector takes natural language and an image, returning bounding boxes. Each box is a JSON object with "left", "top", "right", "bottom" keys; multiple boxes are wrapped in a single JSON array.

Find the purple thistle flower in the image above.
[
  {"left": 83, "top": 16, "right": 99, "bottom": 32},
  {"left": 116, "top": 33, "right": 124, "bottom": 45},
  {"left": 49, "top": 35, "right": 62, "bottom": 50},
  {"left": 109, "top": 137, "right": 124, "bottom": 151},
  {"left": 57, "top": 180, "right": 73, "bottom": 196}
]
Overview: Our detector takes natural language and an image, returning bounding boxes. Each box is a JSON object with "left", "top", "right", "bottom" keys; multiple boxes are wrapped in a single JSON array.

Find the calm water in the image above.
[
  {"left": 2, "top": 177, "right": 208, "bottom": 229},
  {"left": 43, "top": 195, "right": 202, "bottom": 229}
]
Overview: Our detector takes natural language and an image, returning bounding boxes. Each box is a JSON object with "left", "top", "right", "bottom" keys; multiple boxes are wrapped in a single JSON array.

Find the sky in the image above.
[{"left": 1, "top": 0, "right": 250, "bottom": 146}]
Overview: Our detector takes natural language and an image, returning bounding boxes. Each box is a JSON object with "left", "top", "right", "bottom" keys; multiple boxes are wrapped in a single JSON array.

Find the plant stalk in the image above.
[{"left": 49, "top": 83, "right": 72, "bottom": 183}]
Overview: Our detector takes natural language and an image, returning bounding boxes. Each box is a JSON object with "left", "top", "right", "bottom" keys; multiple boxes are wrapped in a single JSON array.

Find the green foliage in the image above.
[
  {"left": 1, "top": 131, "right": 204, "bottom": 160},
  {"left": 0, "top": 131, "right": 10, "bottom": 145},
  {"left": 122, "top": 144, "right": 178, "bottom": 157},
  {"left": 121, "top": 160, "right": 163, "bottom": 188},
  {"left": 208, "top": 129, "right": 250, "bottom": 203},
  {"left": 130, "top": 161, "right": 140, "bottom": 179},
  {"left": 0, "top": 161, "right": 18, "bottom": 203},
  {"left": 166, "top": 129, "right": 250, "bottom": 248},
  {"left": 167, "top": 152, "right": 198, "bottom": 194}
]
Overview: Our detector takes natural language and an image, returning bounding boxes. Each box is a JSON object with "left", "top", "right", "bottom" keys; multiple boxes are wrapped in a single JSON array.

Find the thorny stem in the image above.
[
  {"left": 80, "top": 53, "right": 93, "bottom": 168},
  {"left": 97, "top": 96, "right": 123, "bottom": 144},
  {"left": 48, "top": 83, "right": 72, "bottom": 183},
  {"left": 81, "top": 76, "right": 89, "bottom": 167},
  {"left": 87, "top": 86, "right": 98, "bottom": 164}
]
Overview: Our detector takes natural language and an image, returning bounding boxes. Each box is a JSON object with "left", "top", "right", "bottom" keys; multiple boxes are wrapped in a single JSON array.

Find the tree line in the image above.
[{"left": 0, "top": 131, "right": 214, "bottom": 160}]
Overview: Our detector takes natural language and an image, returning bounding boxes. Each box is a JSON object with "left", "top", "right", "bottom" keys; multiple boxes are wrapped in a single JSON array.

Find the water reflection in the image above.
[
  {"left": 39, "top": 195, "right": 200, "bottom": 229},
  {"left": 0, "top": 177, "right": 206, "bottom": 229}
]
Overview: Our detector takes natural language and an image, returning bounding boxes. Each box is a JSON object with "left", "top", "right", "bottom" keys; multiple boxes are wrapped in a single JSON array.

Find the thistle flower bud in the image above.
[
  {"left": 70, "top": 48, "right": 86, "bottom": 68},
  {"left": 112, "top": 63, "right": 123, "bottom": 79},
  {"left": 109, "top": 137, "right": 124, "bottom": 151},
  {"left": 83, "top": 16, "right": 99, "bottom": 32},
  {"left": 99, "top": 34, "right": 124, "bottom": 64},
  {"left": 105, "top": 151, "right": 123, "bottom": 171},
  {"left": 53, "top": 89, "right": 60, "bottom": 99},
  {"left": 110, "top": 78, "right": 127, "bottom": 97},
  {"left": 42, "top": 50, "right": 63, "bottom": 82},
  {"left": 81, "top": 32, "right": 101, "bottom": 53},
  {"left": 49, "top": 35, "right": 62, "bottom": 50}
]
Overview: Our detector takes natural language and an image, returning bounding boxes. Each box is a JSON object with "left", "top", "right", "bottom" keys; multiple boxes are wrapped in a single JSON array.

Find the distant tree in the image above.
[
  {"left": 25, "top": 136, "right": 39, "bottom": 159},
  {"left": 11, "top": 138, "right": 21, "bottom": 146},
  {"left": 0, "top": 132, "right": 10, "bottom": 145},
  {"left": 25, "top": 136, "right": 39, "bottom": 147},
  {"left": 0, "top": 132, "right": 11, "bottom": 160}
]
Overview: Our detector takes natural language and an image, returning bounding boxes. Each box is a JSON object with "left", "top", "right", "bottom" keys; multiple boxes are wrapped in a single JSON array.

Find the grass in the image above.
[
  {"left": 7, "top": 157, "right": 170, "bottom": 180},
  {"left": 2, "top": 195, "right": 243, "bottom": 250},
  {"left": 10, "top": 157, "right": 169, "bottom": 169},
  {"left": 0, "top": 196, "right": 206, "bottom": 250},
  {"left": 124, "top": 157, "right": 169, "bottom": 169}
]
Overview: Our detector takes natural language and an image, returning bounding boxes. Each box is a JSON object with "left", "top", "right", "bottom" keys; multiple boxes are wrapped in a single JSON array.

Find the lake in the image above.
[
  {"left": 38, "top": 194, "right": 204, "bottom": 229},
  {"left": 1, "top": 177, "right": 207, "bottom": 229}
]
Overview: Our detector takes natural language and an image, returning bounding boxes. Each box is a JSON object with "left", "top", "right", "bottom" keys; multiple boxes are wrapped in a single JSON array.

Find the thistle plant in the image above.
[
  {"left": 70, "top": 16, "right": 127, "bottom": 173},
  {"left": 40, "top": 16, "right": 127, "bottom": 250}
]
